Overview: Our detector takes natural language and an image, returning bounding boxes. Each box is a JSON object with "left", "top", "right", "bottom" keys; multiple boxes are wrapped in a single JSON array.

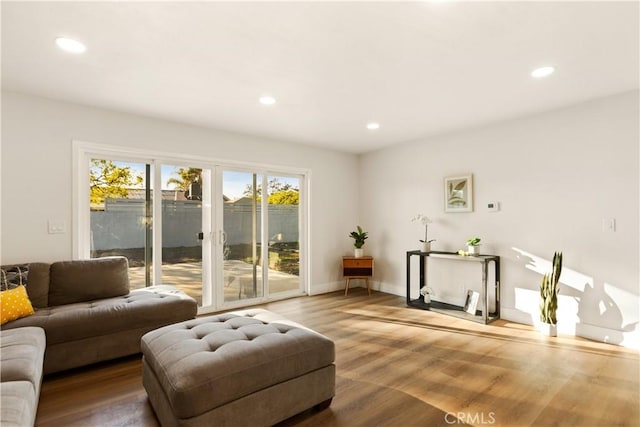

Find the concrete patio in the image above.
[{"left": 128, "top": 260, "right": 300, "bottom": 306}]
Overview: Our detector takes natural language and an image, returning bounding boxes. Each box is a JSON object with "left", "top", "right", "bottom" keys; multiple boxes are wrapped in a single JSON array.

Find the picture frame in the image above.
[
  {"left": 444, "top": 174, "right": 473, "bottom": 212},
  {"left": 463, "top": 290, "right": 480, "bottom": 315}
]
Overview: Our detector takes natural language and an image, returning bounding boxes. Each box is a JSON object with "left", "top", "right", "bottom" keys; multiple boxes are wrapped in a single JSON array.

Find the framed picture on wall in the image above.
[{"left": 444, "top": 174, "right": 473, "bottom": 212}]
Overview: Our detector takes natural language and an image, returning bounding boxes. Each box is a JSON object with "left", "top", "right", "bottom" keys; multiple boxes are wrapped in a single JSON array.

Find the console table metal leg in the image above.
[{"left": 482, "top": 260, "right": 488, "bottom": 323}]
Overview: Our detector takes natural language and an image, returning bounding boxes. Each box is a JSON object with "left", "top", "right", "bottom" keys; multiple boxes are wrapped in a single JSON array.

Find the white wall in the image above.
[
  {"left": 360, "top": 90, "right": 639, "bottom": 348},
  {"left": 0, "top": 91, "right": 359, "bottom": 293}
]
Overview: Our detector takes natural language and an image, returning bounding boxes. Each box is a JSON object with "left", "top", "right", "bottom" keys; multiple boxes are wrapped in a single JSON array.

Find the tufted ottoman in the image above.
[{"left": 141, "top": 309, "right": 335, "bottom": 427}]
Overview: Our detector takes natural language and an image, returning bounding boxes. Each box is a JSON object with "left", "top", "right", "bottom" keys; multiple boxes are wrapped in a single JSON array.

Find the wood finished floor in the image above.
[{"left": 35, "top": 290, "right": 640, "bottom": 427}]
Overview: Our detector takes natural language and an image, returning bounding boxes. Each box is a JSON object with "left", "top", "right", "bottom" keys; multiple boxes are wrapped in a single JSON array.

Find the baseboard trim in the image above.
[
  {"left": 376, "top": 281, "right": 405, "bottom": 296},
  {"left": 310, "top": 281, "right": 343, "bottom": 296},
  {"left": 310, "top": 280, "right": 405, "bottom": 297},
  {"left": 501, "top": 307, "right": 638, "bottom": 349}
]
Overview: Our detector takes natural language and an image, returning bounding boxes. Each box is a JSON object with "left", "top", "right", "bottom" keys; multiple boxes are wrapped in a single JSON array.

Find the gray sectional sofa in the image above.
[{"left": 0, "top": 256, "right": 198, "bottom": 425}]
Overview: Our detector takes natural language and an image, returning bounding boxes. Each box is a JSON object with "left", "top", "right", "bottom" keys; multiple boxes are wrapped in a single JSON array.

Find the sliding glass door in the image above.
[
  {"left": 221, "top": 171, "right": 263, "bottom": 303},
  {"left": 160, "top": 165, "right": 209, "bottom": 306},
  {"left": 78, "top": 143, "right": 306, "bottom": 311},
  {"left": 265, "top": 174, "right": 301, "bottom": 295},
  {"left": 219, "top": 170, "right": 302, "bottom": 305},
  {"left": 89, "top": 159, "right": 152, "bottom": 289}
]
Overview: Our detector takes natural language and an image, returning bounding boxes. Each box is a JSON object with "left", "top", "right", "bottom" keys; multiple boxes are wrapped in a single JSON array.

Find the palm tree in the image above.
[{"left": 166, "top": 168, "right": 202, "bottom": 191}]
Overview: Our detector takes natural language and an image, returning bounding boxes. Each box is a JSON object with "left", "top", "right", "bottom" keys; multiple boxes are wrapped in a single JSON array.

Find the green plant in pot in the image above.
[
  {"left": 540, "top": 251, "right": 562, "bottom": 337},
  {"left": 466, "top": 237, "right": 481, "bottom": 255},
  {"left": 349, "top": 225, "right": 368, "bottom": 257}
]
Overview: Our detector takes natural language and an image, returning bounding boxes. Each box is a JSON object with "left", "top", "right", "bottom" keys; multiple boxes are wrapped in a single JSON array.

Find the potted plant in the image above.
[
  {"left": 466, "top": 237, "right": 481, "bottom": 255},
  {"left": 540, "top": 251, "right": 562, "bottom": 337},
  {"left": 349, "top": 225, "right": 368, "bottom": 257},
  {"left": 412, "top": 214, "right": 436, "bottom": 252}
]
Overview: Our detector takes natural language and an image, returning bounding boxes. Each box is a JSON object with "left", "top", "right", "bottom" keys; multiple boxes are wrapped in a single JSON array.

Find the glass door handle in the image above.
[
  {"left": 219, "top": 230, "right": 227, "bottom": 244},
  {"left": 197, "top": 232, "right": 204, "bottom": 240}
]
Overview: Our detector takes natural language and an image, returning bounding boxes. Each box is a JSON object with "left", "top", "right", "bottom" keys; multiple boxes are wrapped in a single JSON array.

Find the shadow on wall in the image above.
[
  {"left": 512, "top": 248, "right": 638, "bottom": 346},
  {"left": 576, "top": 281, "right": 637, "bottom": 345}
]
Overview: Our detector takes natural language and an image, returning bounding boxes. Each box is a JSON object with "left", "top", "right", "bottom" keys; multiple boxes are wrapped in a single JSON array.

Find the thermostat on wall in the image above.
[{"left": 487, "top": 201, "right": 500, "bottom": 212}]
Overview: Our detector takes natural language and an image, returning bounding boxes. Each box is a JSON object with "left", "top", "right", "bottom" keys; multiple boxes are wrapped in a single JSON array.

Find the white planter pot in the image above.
[
  {"left": 354, "top": 248, "right": 364, "bottom": 258},
  {"left": 540, "top": 323, "right": 557, "bottom": 337},
  {"left": 467, "top": 245, "right": 480, "bottom": 255},
  {"left": 423, "top": 294, "right": 431, "bottom": 304},
  {"left": 421, "top": 242, "right": 431, "bottom": 252}
]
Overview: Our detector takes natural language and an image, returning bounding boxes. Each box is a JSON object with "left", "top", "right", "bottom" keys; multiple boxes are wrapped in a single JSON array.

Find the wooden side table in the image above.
[{"left": 342, "top": 256, "right": 374, "bottom": 296}]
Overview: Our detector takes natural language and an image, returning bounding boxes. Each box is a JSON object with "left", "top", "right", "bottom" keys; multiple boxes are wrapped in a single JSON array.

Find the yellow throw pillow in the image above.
[{"left": 0, "top": 285, "right": 35, "bottom": 325}]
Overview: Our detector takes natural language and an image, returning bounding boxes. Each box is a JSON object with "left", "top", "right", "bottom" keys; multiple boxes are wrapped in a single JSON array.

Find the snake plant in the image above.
[{"left": 540, "top": 252, "right": 562, "bottom": 325}]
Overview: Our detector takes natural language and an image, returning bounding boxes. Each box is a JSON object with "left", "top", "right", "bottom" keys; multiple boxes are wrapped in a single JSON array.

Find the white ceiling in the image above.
[{"left": 2, "top": 1, "right": 638, "bottom": 154}]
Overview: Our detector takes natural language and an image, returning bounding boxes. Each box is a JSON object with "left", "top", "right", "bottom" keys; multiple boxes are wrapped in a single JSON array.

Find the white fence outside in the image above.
[{"left": 90, "top": 200, "right": 299, "bottom": 250}]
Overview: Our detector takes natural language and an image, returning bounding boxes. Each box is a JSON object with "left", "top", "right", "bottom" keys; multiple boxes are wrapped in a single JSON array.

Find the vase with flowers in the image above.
[
  {"left": 412, "top": 214, "right": 436, "bottom": 252},
  {"left": 420, "top": 286, "right": 433, "bottom": 304}
]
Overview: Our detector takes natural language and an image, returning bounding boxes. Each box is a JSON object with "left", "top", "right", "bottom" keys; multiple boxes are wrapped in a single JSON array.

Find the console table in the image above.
[{"left": 406, "top": 250, "right": 500, "bottom": 324}]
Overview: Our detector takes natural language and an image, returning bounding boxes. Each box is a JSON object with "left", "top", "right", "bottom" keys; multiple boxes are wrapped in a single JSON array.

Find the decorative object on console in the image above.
[
  {"left": 466, "top": 237, "right": 481, "bottom": 255},
  {"left": 444, "top": 174, "right": 473, "bottom": 212},
  {"left": 411, "top": 214, "right": 435, "bottom": 252},
  {"left": 464, "top": 290, "right": 480, "bottom": 314},
  {"left": 420, "top": 286, "right": 433, "bottom": 303},
  {"left": 349, "top": 225, "right": 368, "bottom": 257},
  {"left": 540, "top": 251, "right": 562, "bottom": 337}
]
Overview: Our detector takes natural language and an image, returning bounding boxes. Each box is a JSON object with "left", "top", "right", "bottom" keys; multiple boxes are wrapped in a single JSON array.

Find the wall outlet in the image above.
[
  {"left": 602, "top": 218, "right": 616, "bottom": 232},
  {"left": 48, "top": 220, "right": 66, "bottom": 234}
]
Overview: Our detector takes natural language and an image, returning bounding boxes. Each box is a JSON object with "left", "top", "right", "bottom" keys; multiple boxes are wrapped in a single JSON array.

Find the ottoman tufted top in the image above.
[{"left": 141, "top": 310, "right": 335, "bottom": 419}]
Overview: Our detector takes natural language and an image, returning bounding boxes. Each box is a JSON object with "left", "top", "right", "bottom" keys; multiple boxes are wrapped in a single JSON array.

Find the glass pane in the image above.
[
  {"left": 266, "top": 176, "right": 300, "bottom": 295},
  {"left": 223, "top": 171, "right": 263, "bottom": 303},
  {"left": 161, "top": 166, "right": 203, "bottom": 305},
  {"left": 89, "top": 159, "right": 150, "bottom": 289}
]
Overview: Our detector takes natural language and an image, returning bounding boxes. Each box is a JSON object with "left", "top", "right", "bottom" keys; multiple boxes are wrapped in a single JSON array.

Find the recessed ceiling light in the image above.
[
  {"left": 366, "top": 122, "right": 380, "bottom": 130},
  {"left": 259, "top": 95, "right": 276, "bottom": 106},
  {"left": 531, "top": 66, "right": 555, "bottom": 78},
  {"left": 55, "top": 37, "right": 86, "bottom": 54}
]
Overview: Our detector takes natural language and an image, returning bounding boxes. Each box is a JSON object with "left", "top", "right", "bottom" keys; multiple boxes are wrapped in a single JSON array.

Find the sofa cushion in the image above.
[
  {"left": 0, "top": 286, "right": 35, "bottom": 325},
  {"left": 0, "top": 327, "right": 46, "bottom": 384},
  {"left": 0, "top": 381, "right": 37, "bottom": 427},
  {"left": 2, "top": 286, "right": 197, "bottom": 346},
  {"left": 0, "top": 327, "right": 46, "bottom": 427},
  {"left": 48, "top": 257, "right": 129, "bottom": 306}
]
